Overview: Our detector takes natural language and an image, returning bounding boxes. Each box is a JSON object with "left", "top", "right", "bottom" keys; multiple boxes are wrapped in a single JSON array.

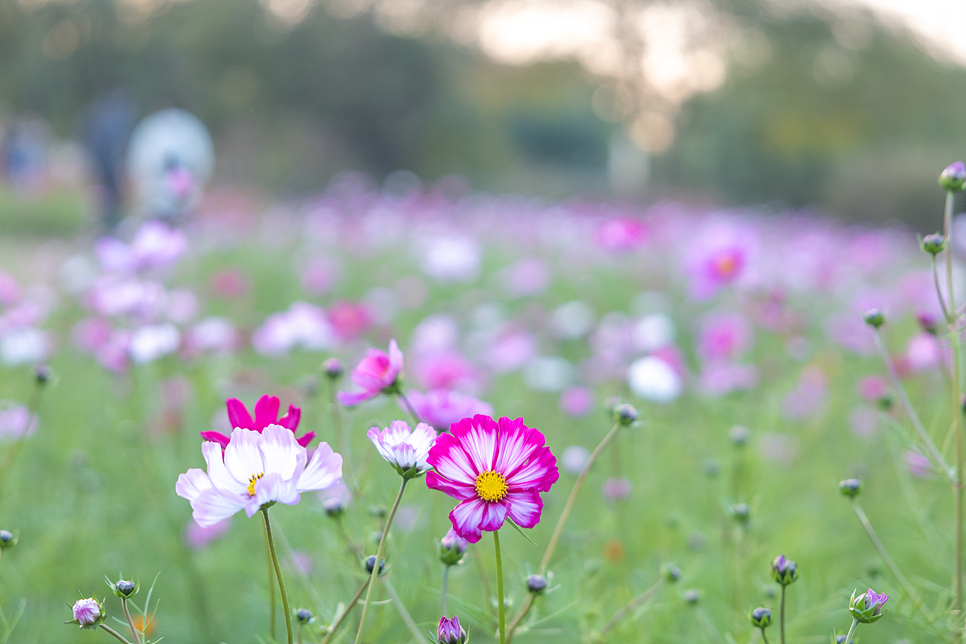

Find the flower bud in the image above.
[
  {"left": 526, "top": 574, "right": 548, "bottom": 595},
  {"left": 113, "top": 580, "right": 138, "bottom": 598},
  {"left": 729, "top": 425, "right": 750, "bottom": 447},
  {"left": 834, "top": 635, "right": 849, "bottom": 644},
  {"left": 296, "top": 608, "right": 313, "bottom": 625},
  {"left": 839, "top": 478, "right": 862, "bottom": 498},
  {"left": 862, "top": 308, "right": 884, "bottom": 328},
  {"left": 68, "top": 597, "right": 103, "bottom": 629},
  {"left": 437, "top": 615, "right": 467, "bottom": 644},
  {"left": 940, "top": 161, "right": 966, "bottom": 192},
  {"left": 322, "top": 497, "right": 345, "bottom": 519},
  {"left": 323, "top": 358, "right": 344, "bottom": 380},
  {"left": 683, "top": 589, "right": 701, "bottom": 606},
  {"left": 729, "top": 503, "right": 751, "bottom": 524},
  {"left": 703, "top": 458, "right": 721, "bottom": 478},
  {"left": 917, "top": 311, "right": 938, "bottom": 336},
  {"left": 0, "top": 530, "right": 15, "bottom": 549},
  {"left": 662, "top": 563, "right": 682, "bottom": 583},
  {"left": 439, "top": 528, "right": 468, "bottom": 566},
  {"left": 849, "top": 588, "right": 889, "bottom": 624},
  {"left": 613, "top": 403, "right": 638, "bottom": 426},
  {"left": 771, "top": 555, "right": 798, "bottom": 586},
  {"left": 920, "top": 233, "right": 948, "bottom": 256},
  {"left": 369, "top": 505, "right": 387, "bottom": 519},
  {"left": 35, "top": 364, "right": 53, "bottom": 385},
  {"left": 365, "top": 555, "right": 386, "bottom": 576},
  {"left": 749, "top": 607, "right": 772, "bottom": 629}
]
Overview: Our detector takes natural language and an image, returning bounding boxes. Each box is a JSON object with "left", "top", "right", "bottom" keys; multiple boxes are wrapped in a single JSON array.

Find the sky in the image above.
[{"left": 852, "top": 0, "right": 966, "bottom": 63}]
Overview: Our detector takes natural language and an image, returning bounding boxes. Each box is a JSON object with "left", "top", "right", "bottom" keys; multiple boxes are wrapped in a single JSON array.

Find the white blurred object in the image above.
[
  {"left": 632, "top": 314, "right": 675, "bottom": 352},
  {"left": 126, "top": 109, "right": 214, "bottom": 220},
  {"left": 627, "top": 355, "right": 682, "bottom": 403},
  {"left": 551, "top": 300, "right": 595, "bottom": 340}
]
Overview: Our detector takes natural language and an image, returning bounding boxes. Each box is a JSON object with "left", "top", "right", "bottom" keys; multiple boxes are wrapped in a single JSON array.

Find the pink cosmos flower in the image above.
[
  {"left": 697, "top": 314, "right": 752, "bottom": 362},
  {"left": 327, "top": 300, "right": 373, "bottom": 341},
  {"left": 71, "top": 598, "right": 101, "bottom": 628},
  {"left": 210, "top": 270, "right": 249, "bottom": 299},
  {"left": 684, "top": 223, "right": 754, "bottom": 300},
  {"left": 337, "top": 339, "right": 404, "bottom": 407},
  {"left": 184, "top": 517, "right": 231, "bottom": 549},
  {"left": 426, "top": 415, "right": 559, "bottom": 543},
  {"left": 412, "top": 351, "right": 480, "bottom": 391},
  {"left": 596, "top": 217, "right": 648, "bottom": 252},
  {"left": 559, "top": 387, "right": 593, "bottom": 417},
  {"left": 404, "top": 389, "right": 494, "bottom": 432},
  {"left": 200, "top": 395, "right": 314, "bottom": 449},
  {"left": 176, "top": 425, "right": 342, "bottom": 527}
]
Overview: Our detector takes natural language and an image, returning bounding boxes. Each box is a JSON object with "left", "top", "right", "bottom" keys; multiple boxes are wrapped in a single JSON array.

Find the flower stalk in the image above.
[
  {"left": 319, "top": 578, "right": 369, "bottom": 644},
  {"left": 262, "top": 507, "right": 294, "bottom": 644},
  {"left": 353, "top": 477, "right": 408, "bottom": 644},
  {"left": 494, "top": 529, "right": 506, "bottom": 644}
]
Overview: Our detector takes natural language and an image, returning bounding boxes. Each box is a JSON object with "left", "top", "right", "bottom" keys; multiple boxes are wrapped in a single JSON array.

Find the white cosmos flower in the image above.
[
  {"left": 367, "top": 420, "right": 437, "bottom": 478},
  {"left": 627, "top": 356, "right": 683, "bottom": 403},
  {"left": 176, "top": 425, "right": 342, "bottom": 527}
]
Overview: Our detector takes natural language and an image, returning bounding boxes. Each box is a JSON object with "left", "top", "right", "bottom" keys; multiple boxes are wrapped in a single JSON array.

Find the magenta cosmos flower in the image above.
[
  {"left": 337, "top": 339, "right": 404, "bottom": 407},
  {"left": 200, "top": 395, "right": 314, "bottom": 449},
  {"left": 426, "top": 415, "right": 558, "bottom": 543}
]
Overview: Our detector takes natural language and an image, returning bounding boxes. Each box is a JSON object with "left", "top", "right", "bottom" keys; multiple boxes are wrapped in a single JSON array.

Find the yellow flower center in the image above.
[
  {"left": 713, "top": 252, "right": 739, "bottom": 277},
  {"left": 475, "top": 471, "right": 508, "bottom": 503},
  {"left": 247, "top": 472, "right": 264, "bottom": 497}
]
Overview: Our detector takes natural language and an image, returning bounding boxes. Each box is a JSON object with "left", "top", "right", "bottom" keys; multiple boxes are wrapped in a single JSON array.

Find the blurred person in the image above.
[
  {"left": 80, "top": 89, "right": 137, "bottom": 231},
  {"left": 1, "top": 116, "right": 49, "bottom": 192}
]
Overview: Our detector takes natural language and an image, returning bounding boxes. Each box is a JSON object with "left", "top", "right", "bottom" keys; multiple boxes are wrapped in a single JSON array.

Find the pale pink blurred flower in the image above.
[
  {"left": 96, "top": 329, "right": 131, "bottom": 372},
  {"left": 484, "top": 331, "right": 537, "bottom": 373},
  {"left": 561, "top": 445, "right": 589, "bottom": 474},
  {"left": 410, "top": 315, "right": 459, "bottom": 355},
  {"left": 166, "top": 289, "right": 199, "bottom": 324},
  {"left": 559, "top": 386, "right": 594, "bottom": 416},
  {"left": 906, "top": 450, "right": 933, "bottom": 478},
  {"left": 685, "top": 222, "right": 755, "bottom": 300},
  {"left": 337, "top": 339, "right": 404, "bottom": 406},
  {"left": 71, "top": 317, "right": 112, "bottom": 353},
  {"left": 782, "top": 366, "right": 827, "bottom": 420},
  {"left": 0, "top": 403, "right": 38, "bottom": 439},
  {"left": 210, "top": 269, "right": 249, "bottom": 299},
  {"left": 165, "top": 164, "right": 195, "bottom": 199},
  {"left": 627, "top": 354, "right": 684, "bottom": 403},
  {"left": 252, "top": 302, "right": 335, "bottom": 356},
  {"left": 596, "top": 217, "right": 647, "bottom": 252},
  {"left": 412, "top": 351, "right": 479, "bottom": 391},
  {"left": 327, "top": 301, "right": 373, "bottom": 341},
  {"left": 290, "top": 550, "right": 314, "bottom": 576},
  {"left": 0, "top": 271, "right": 21, "bottom": 307},
  {"left": 504, "top": 258, "right": 551, "bottom": 296},
  {"left": 856, "top": 376, "right": 890, "bottom": 403},
  {"left": 405, "top": 389, "right": 493, "bottom": 431},
  {"left": 419, "top": 236, "right": 481, "bottom": 283},
  {"left": 697, "top": 314, "right": 752, "bottom": 362},
  {"left": 129, "top": 323, "right": 181, "bottom": 364},
  {"left": 184, "top": 517, "right": 231, "bottom": 549},
  {"left": 186, "top": 317, "right": 239, "bottom": 354},
  {"left": 602, "top": 476, "right": 631, "bottom": 501},
  {"left": 906, "top": 332, "right": 941, "bottom": 371},
  {"left": 96, "top": 221, "right": 187, "bottom": 273},
  {"left": 699, "top": 363, "right": 759, "bottom": 397},
  {"left": 300, "top": 257, "right": 340, "bottom": 295}
]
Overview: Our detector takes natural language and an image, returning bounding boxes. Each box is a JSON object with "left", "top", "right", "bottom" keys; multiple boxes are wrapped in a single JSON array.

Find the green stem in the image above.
[
  {"left": 320, "top": 578, "right": 369, "bottom": 644},
  {"left": 505, "top": 422, "right": 622, "bottom": 644},
  {"left": 263, "top": 507, "right": 294, "bottom": 644},
  {"left": 121, "top": 598, "right": 142, "bottom": 644},
  {"left": 353, "top": 477, "right": 408, "bottom": 644},
  {"left": 850, "top": 500, "right": 930, "bottom": 618},
  {"left": 844, "top": 618, "right": 859, "bottom": 644},
  {"left": 779, "top": 585, "right": 785, "bottom": 644},
  {"left": 0, "top": 379, "right": 47, "bottom": 505},
  {"left": 442, "top": 565, "right": 450, "bottom": 617},
  {"left": 947, "top": 190, "right": 965, "bottom": 621},
  {"left": 761, "top": 627, "right": 770, "bottom": 644},
  {"left": 397, "top": 392, "right": 421, "bottom": 425},
  {"left": 298, "top": 623, "right": 303, "bottom": 644},
  {"left": 872, "top": 329, "right": 954, "bottom": 482},
  {"left": 263, "top": 507, "right": 277, "bottom": 640},
  {"left": 100, "top": 624, "right": 135, "bottom": 644},
  {"left": 599, "top": 578, "right": 664, "bottom": 634},
  {"left": 382, "top": 577, "right": 427, "bottom": 644},
  {"left": 494, "top": 530, "right": 506, "bottom": 644}
]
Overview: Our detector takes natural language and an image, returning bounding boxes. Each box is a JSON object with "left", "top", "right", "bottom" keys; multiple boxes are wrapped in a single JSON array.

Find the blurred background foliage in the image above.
[{"left": 0, "top": 0, "right": 965, "bottom": 228}]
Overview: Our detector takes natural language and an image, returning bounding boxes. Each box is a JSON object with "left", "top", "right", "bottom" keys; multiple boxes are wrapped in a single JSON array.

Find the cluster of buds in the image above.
[
  {"left": 434, "top": 615, "right": 468, "bottom": 644},
  {"left": 849, "top": 588, "right": 889, "bottom": 624},
  {"left": 771, "top": 555, "right": 798, "bottom": 586}
]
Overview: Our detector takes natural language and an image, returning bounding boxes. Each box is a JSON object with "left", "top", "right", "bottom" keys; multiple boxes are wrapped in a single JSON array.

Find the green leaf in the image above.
[{"left": 505, "top": 518, "right": 538, "bottom": 547}]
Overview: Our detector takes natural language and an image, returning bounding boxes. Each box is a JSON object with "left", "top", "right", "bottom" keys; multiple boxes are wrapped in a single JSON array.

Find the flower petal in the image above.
[
  {"left": 224, "top": 428, "right": 266, "bottom": 484},
  {"left": 253, "top": 472, "right": 300, "bottom": 509},
  {"left": 449, "top": 498, "right": 487, "bottom": 543},
  {"left": 428, "top": 431, "right": 479, "bottom": 485},
  {"left": 202, "top": 441, "right": 246, "bottom": 494},
  {"left": 426, "top": 470, "right": 476, "bottom": 501},
  {"left": 259, "top": 424, "right": 301, "bottom": 480},
  {"left": 505, "top": 489, "right": 543, "bottom": 529},
  {"left": 451, "top": 415, "right": 498, "bottom": 473},
  {"left": 295, "top": 431, "right": 316, "bottom": 447},
  {"left": 337, "top": 390, "right": 376, "bottom": 407},
  {"left": 253, "top": 395, "right": 280, "bottom": 431},
  {"left": 388, "top": 338, "right": 404, "bottom": 378},
  {"left": 480, "top": 501, "right": 509, "bottom": 531},
  {"left": 279, "top": 405, "right": 301, "bottom": 430},
  {"left": 297, "top": 442, "right": 343, "bottom": 492},
  {"left": 199, "top": 431, "right": 230, "bottom": 449},
  {"left": 192, "top": 487, "right": 246, "bottom": 527},
  {"left": 176, "top": 468, "right": 212, "bottom": 504},
  {"left": 505, "top": 445, "right": 558, "bottom": 492},
  {"left": 493, "top": 417, "right": 540, "bottom": 476},
  {"left": 226, "top": 397, "right": 254, "bottom": 430}
]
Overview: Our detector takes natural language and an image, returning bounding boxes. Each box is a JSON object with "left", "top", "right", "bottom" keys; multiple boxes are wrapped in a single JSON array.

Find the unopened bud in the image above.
[
  {"left": 920, "top": 233, "right": 947, "bottom": 256},
  {"left": 68, "top": 597, "right": 103, "bottom": 629},
  {"left": 917, "top": 311, "right": 939, "bottom": 335},
  {"left": 35, "top": 364, "right": 53, "bottom": 385},
  {"left": 750, "top": 607, "right": 772, "bottom": 629},
  {"left": 683, "top": 589, "right": 701, "bottom": 606},
  {"left": 771, "top": 555, "right": 798, "bottom": 586},
  {"left": 0, "top": 530, "right": 14, "bottom": 549},
  {"left": 526, "top": 574, "right": 548, "bottom": 595},
  {"left": 365, "top": 555, "right": 386, "bottom": 576},
  {"left": 323, "top": 497, "right": 345, "bottom": 518},
  {"left": 729, "top": 425, "right": 750, "bottom": 447},
  {"left": 729, "top": 503, "right": 750, "bottom": 524},
  {"left": 323, "top": 358, "right": 344, "bottom": 380},
  {"left": 113, "top": 580, "right": 137, "bottom": 598},
  {"left": 296, "top": 608, "right": 313, "bottom": 624},
  {"left": 862, "top": 309, "right": 884, "bottom": 328},
  {"left": 437, "top": 615, "right": 467, "bottom": 644},
  {"left": 613, "top": 403, "right": 638, "bottom": 426},
  {"left": 663, "top": 563, "right": 682, "bottom": 582},
  {"left": 940, "top": 161, "right": 966, "bottom": 192},
  {"left": 439, "top": 528, "right": 468, "bottom": 566},
  {"left": 839, "top": 478, "right": 862, "bottom": 498}
]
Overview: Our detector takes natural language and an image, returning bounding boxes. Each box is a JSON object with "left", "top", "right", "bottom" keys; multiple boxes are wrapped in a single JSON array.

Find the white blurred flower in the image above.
[
  {"left": 551, "top": 300, "right": 595, "bottom": 340},
  {"left": 0, "top": 327, "right": 51, "bottom": 365},
  {"left": 188, "top": 317, "right": 239, "bottom": 353},
  {"left": 561, "top": 445, "right": 589, "bottom": 475},
  {"left": 523, "top": 356, "right": 576, "bottom": 392},
  {"left": 129, "top": 323, "right": 181, "bottom": 364},
  {"left": 420, "top": 236, "right": 481, "bottom": 283},
  {"left": 627, "top": 356, "right": 683, "bottom": 403},
  {"left": 632, "top": 314, "right": 675, "bottom": 352},
  {"left": 252, "top": 301, "right": 335, "bottom": 357}
]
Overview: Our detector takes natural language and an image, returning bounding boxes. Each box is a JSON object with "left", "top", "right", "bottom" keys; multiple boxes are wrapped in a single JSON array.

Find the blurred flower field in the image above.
[{"left": 0, "top": 170, "right": 963, "bottom": 643}]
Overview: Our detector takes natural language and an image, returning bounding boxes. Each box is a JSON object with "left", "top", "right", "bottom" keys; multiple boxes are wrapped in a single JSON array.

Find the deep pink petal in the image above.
[
  {"left": 253, "top": 395, "right": 281, "bottom": 431},
  {"left": 506, "top": 446, "right": 559, "bottom": 492},
  {"left": 278, "top": 405, "right": 301, "bottom": 430},
  {"left": 296, "top": 431, "right": 316, "bottom": 447},
  {"left": 426, "top": 470, "right": 476, "bottom": 501},
  {"left": 199, "top": 430, "right": 230, "bottom": 449},
  {"left": 427, "top": 432, "right": 479, "bottom": 485},
  {"left": 449, "top": 498, "right": 487, "bottom": 543},
  {"left": 387, "top": 338, "right": 404, "bottom": 380},
  {"left": 505, "top": 489, "right": 543, "bottom": 529},
  {"left": 479, "top": 501, "right": 508, "bottom": 531},
  {"left": 226, "top": 398, "right": 254, "bottom": 430},
  {"left": 494, "top": 419, "right": 544, "bottom": 477},
  {"left": 452, "top": 415, "right": 498, "bottom": 473}
]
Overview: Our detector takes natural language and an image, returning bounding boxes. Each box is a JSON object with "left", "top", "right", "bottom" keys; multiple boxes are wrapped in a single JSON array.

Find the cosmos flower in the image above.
[
  {"left": 337, "top": 339, "right": 404, "bottom": 407},
  {"left": 200, "top": 395, "right": 314, "bottom": 449},
  {"left": 436, "top": 615, "right": 467, "bottom": 644},
  {"left": 405, "top": 389, "right": 494, "bottom": 431},
  {"left": 176, "top": 425, "right": 342, "bottom": 527},
  {"left": 70, "top": 597, "right": 102, "bottom": 628},
  {"left": 367, "top": 420, "right": 437, "bottom": 478},
  {"left": 426, "top": 415, "right": 558, "bottom": 543}
]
